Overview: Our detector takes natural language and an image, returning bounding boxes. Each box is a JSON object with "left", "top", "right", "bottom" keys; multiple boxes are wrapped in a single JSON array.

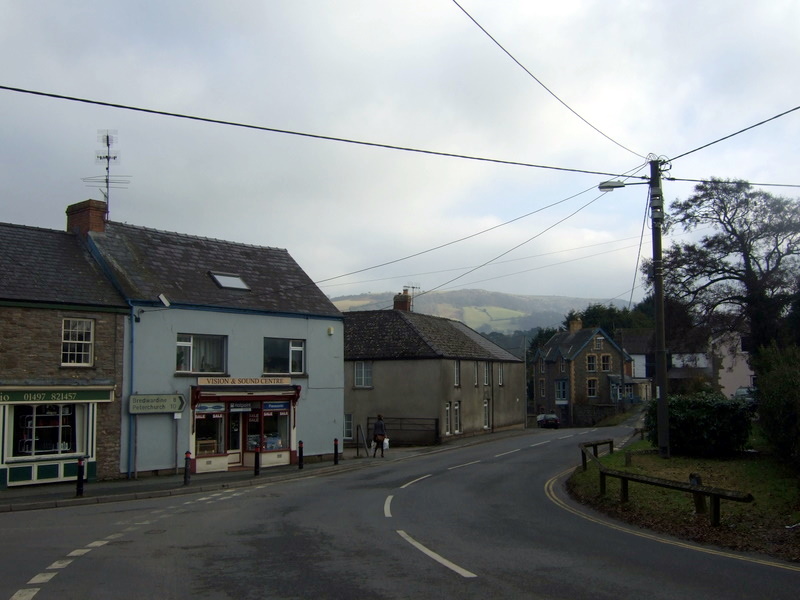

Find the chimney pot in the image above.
[
  {"left": 66, "top": 199, "right": 108, "bottom": 237},
  {"left": 393, "top": 289, "right": 412, "bottom": 312}
]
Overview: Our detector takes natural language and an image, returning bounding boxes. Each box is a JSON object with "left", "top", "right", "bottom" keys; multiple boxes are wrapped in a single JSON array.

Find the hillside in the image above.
[{"left": 331, "top": 289, "right": 626, "bottom": 333}]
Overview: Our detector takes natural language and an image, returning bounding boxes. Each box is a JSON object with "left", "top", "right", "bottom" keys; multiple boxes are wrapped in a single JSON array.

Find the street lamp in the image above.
[{"left": 599, "top": 158, "right": 670, "bottom": 458}]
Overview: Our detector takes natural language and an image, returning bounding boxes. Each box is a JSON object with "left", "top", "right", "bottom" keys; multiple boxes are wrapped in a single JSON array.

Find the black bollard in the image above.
[
  {"left": 184, "top": 451, "right": 192, "bottom": 486},
  {"left": 334, "top": 438, "right": 339, "bottom": 465},
  {"left": 76, "top": 456, "right": 85, "bottom": 497},
  {"left": 298, "top": 440, "right": 304, "bottom": 469},
  {"left": 254, "top": 449, "right": 261, "bottom": 477}
]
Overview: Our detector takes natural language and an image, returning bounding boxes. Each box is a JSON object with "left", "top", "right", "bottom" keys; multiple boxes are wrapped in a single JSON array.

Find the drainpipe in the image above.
[{"left": 126, "top": 301, "right": 136, "bottom": 479}]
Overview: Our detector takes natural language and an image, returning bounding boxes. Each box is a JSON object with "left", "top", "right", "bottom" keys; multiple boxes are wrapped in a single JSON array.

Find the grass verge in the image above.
[{"left": 567, "top": 439, "right": 800, "bottom": 563}]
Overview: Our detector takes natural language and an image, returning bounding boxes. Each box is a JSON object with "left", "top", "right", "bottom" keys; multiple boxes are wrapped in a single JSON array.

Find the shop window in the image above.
[
  {"left": 12, "top": 404, "right": 80, "bottom": 457},
  {"left": 354, "top": 361, "right": 372, "bottom": 387},
  {"left": 247, "top": 403, "right": 290, "bottom": 451},
  {"left": 195, "top": 404, "right": 225, "bottom": 455},
  {"left": 176, "top": 334, "right": 226, "bottom": 373},
  {"left": 263, "top": 338, "right": 305, "bottom": 374},
  {"left": 61, "top": 319, "right": 94, "bottom": 366}
]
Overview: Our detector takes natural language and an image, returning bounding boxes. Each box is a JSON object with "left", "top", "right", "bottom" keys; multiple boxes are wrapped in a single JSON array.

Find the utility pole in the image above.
[{"left": 649, "top": 158, "right": 670, "bottom": 458}]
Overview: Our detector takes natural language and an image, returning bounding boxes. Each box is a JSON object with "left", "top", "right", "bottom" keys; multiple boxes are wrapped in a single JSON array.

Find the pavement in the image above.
[{"left": 0, "top": 417, "right": 644, "bottom": 513}]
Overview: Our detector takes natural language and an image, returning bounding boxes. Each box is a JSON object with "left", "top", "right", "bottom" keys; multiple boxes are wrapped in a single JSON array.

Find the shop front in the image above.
[
  {"left": 0, "top": 386, "right": 114, "bottom": 487},
  {"left": 190, "top": 378, "right": 301, "bottom": 474}
]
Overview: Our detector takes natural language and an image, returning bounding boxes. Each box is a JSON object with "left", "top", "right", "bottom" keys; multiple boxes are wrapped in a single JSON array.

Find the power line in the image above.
[
  {"left": 451, "top": 0, "right": 645, "bottom": 160},
  {"left": 668, "top": 105, "right": 800, "bottom": 163},
  {"left": 666, "top": 176, "right": 800, "bottom": 189},
  {"left": 0, "top": 84, "right": 647, "bottom": 181}
]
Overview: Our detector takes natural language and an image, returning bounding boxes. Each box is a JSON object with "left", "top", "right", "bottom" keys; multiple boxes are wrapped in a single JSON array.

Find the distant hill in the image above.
[{"left": 331, "top": 289, "right": 626, "bottom": 334}]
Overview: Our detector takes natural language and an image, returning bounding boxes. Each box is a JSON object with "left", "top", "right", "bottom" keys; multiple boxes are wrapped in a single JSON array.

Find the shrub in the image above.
[
  {"left": 644, "top": 391, "right": 752, "bottom": 457},
  {"left": 752, "top": 344, "right": 800, "bottom": 466}
]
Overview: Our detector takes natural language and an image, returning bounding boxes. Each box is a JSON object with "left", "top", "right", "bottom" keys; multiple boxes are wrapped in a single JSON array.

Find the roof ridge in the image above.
[{"left": 107, "top": 221, "right": 288, "bottom": 252}]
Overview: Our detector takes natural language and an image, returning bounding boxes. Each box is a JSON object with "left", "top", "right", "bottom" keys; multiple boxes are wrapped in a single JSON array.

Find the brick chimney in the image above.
[
  {"left": 66, "top": 199, "right": 107, "bottom": 236},
  {"left": 568, "top": 317, "right": 583, "bottom": 333},
  {"left": 393, "top": 288, "right": 412, "bottom": 312}
]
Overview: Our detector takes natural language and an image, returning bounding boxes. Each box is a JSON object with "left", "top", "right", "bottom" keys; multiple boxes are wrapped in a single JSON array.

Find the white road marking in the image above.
[
  {"left": 494, "top": 449, "right": 520, "bottom": 458},
  {"left": 400, "top": 474, "right": 432, "bottom": 489},
  {"left": 67, "top": 549, "right": 91, "bottom": 557},
  {"left": 578, "top": 430, "right": 590, "bottom": 435},
  {"left": 384, "top": 495, "right": 393, "bottom": 518},
  {"left": 10, "top": 589, "right": 39, "bottom": 600},
  {"left": 27, "top": 573, "right": 56, "bottom": 585},
  {"left": 46, "top": 560, "right": 72, "bottom": 570},
  {"left": 105, "top": 533, "right": 124, "bottom": 540},
  {"left": 558, "top": 435, "right": 574, "bottom": 440},
  {"left": 530, "top": 440, "right": 551, "bottom": 447},
  {"left": 86, "top": 541, "right": 108, "bottom": 548},
  {"left": 448, "top": 460, "right": 481, "bottom": 471},
  {"left": 397, "top": 530, "right": 477, "bottom": 578}
]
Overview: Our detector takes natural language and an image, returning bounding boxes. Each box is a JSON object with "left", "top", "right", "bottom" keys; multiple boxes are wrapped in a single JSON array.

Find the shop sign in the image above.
[
  {"left": 130, "top": 394, "right": 186, "bottom": 414},
  {"left": 229, "top": 402, "right": 252, "bottom": 413},
  {"left": 263, "top": 401, "right": 290, "bottom": 411},
  {"left": 0, "top": 387, "right": 113, "bottom": 404},
  {"left": 197, "top": 377, "right": 291, "bottom": 386}
]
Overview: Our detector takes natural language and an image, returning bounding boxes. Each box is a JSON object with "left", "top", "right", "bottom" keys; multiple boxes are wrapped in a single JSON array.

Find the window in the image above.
[
  {"left": 556, "top": 380, "right": 567, "bottom": 401},
  {"left": 263, "top": 338, "right": 304, "bottom": 374},
  {"left": 560, "top": 358, "right": 565, "bottom": 373},
  {"left": 483, "top": 399, "right": 490, "bottom": 429},
  {"left": 343, "top": 413, "right": 353, "bottom": 440},
  {"left": 445, "top": 402, "right": 452, "bottom": 435},
  {"left": 176, "top": 334, "right": 226, "bottom": 373},
  {"left": 483, "top": 362, "right": 490, "bottom": 385},
  {"left": 594, "top": 337, "right": 604, "bottom": 350},
  {"left": 539, "top": 378, "right": 545, "bottom": 397},
  {"left": 454, "top": 401, "right": 461, "bottom": 433},
  {"left": 354, "top": 361, "right": 372, "bottom": 387},
  {"left": 539, "top": 359, "right": 545, "bottom": 373},
  {"left": 498, "top": 363, "right": 504, "bottom": 386},
  {"left": 209, "top": 271, "right": 250, "bottom": 290},
  {"left": 195, "top": 404, "right": 225, "bottom": 455},
  {"left": 601, "top": 355, "right": 611, "bottom": 371},
  {"left": 625, "top": 383, "right": 633, "bottom": 399},
  {"left": 454, "top": 360, "right": 461, "bottom": 387},
  {"left": 474, "top": 361, "right": 479, "bottom": 386},
  {"left": 587, "top": 378, "right": 598, "bottom": 398},
  {"left": 586, "top": 354, "right": 597, "bottom": 372},
  {"left": 61, "top": 319, "right": 94, "bottom": 366},
  {"left": 13, "top": 404, "right": 80, "bottom": 457}
]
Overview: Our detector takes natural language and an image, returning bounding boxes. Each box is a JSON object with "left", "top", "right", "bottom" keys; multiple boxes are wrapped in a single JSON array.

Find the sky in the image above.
[{"left": 2, "top": 1, "right": 798, "bottom": 305}]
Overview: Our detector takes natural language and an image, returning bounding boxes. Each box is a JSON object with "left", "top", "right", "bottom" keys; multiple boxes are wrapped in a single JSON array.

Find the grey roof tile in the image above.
[
  {"left": 343, "top": 310, "right": 522, "bottom": 362},
  {"left": 0, "top": 222, "right": 127, "bottom": 308},
  {"left": 89, "top": 222, "right": 340, "bottom": 318}
]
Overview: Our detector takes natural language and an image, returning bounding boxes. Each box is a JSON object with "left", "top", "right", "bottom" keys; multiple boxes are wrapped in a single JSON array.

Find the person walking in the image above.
[{"left": 372, "top": 414, "right": 387, "bottom": 458}]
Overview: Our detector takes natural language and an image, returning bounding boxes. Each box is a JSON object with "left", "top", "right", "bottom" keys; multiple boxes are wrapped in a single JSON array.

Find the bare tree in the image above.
[{"left": 663, "top": 179, "right": 800, "bottom": 353}]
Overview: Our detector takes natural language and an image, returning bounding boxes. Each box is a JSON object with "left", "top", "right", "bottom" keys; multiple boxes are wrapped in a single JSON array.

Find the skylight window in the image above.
[{"left": 209, "top": 271, "right": 250, "bottom": 290}]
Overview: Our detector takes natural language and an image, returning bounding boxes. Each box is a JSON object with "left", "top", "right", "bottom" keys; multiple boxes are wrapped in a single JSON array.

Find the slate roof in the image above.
[
  {"left": 0, "top": 222, "right": 127, "bottom": 308},
  {"left": 88, "top": 222, "right": 340, "bottom": 318},
  {"left": 538, "top": 326, "right": 630, "bottom": 362},
  {"left": 343, "top": 310, "right": 522, "bottom": 362},
  {"left": 615, "top": 328, "right": 654, "bottom": 355}
]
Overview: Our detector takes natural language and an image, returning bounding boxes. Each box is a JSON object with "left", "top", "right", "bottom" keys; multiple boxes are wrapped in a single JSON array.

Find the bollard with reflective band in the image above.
[
  {"left": 184, "top": 451, "right": 192, "bottom": 486},
  {"left": 76, "top": 456, "right": 85, "bottom": 497},
  {"left": 298, "top": 440, "right": 304, "bottom": 469},
  {"left": 334, "top": 438, "right": 339, "bottom": 465}
]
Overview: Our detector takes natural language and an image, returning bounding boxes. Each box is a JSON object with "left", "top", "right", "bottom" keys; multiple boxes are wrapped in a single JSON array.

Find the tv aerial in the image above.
[{"left": 82, "top": 130, "right": 131, "bottom": 219}]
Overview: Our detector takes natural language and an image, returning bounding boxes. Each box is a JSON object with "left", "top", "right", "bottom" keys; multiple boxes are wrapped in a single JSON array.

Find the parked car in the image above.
[{"left": 537, "top": 413, "right": 560, "bottom": 429}]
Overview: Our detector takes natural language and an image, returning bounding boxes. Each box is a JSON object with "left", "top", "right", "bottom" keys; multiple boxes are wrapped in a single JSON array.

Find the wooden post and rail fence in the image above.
[{"left": 579, "top": 439, "right": 753, "bottom": 527}]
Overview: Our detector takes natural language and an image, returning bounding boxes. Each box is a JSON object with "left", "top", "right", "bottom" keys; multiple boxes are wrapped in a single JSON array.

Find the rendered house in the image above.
[
  {"left": 343, "top": 290, "right": 526, "bottom": 446},
  {"left": 532, "top": 319, "right": 632, "bottom": 426},
  {"left": 67, "top": 199, "right": 343, "bottom": 476},
  {"left": 0, "top": 222, "right": 127, "bottom": 487}
]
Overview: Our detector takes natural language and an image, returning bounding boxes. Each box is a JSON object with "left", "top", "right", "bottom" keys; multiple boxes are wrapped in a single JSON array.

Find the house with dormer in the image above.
[
  {"left": 0, "top": 222, "right": 128, "bottom": 487},
  {"left": 532, "top": 318, "right": 632, "bottom": 426},
  {"left": 66, "top": 199, "right": 343, "bottom": 476},
  {"left": 343, "top": 290, "right": 526, "bottom": 445}
]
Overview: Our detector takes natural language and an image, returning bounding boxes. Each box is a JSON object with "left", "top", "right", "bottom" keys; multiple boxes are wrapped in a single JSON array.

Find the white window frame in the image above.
[
  {"left": 601, "top": 354, "right": 611, "bottom": 372},
  {"left": 587, "top": 354, "right": 597, "bottom": 372},
  {"left": 498, "top": 363, "right": 504, "bottom": 386},
  {"left": 454, "top": 360, "right": 461, "bottom": 387},
  {"left": 354, "top": 361, "right": 373, "bottom": 387},
  {"left": 588, "top": 378, "right": 598, "bottom": 398},
  {"left": 556, "top": 380, "right": 567, "bottom": 401},
  {"left": 594, "top": 337, "right": 604, "bottom": 350},
  {"left": 61, "top": 318, "right": 94, "bottom": 366},
  {"left": 483, "top": 399, "right": 490, "bottom": 429},
  {"left": 454, "top": 401, "right": 461, "bottom": 434},
  {"left": 474, "top": 361, "right": 479, "bottom": 386},
  {"left": 176, "top": 333, "right": 227, "bottom": 374},
  {"left": 263, "top": 338, "right": 305, "bottom": 374},
  {"left": 483, "top": 362, "right": 490, "bottom": 386},
  {"left": 445, "top": 402, "right": 452, "bottom": 435},
  {"left": 539, "top": 378, "right": 545, "bottom": 397},
  {"left": 343, "top": 413, "right": 353, "bottom": 440}
]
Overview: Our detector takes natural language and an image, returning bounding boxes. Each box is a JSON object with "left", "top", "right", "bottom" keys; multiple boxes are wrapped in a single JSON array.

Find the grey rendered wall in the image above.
[{"left": 121, "top": 308, "right": 343, "bottom": 474}]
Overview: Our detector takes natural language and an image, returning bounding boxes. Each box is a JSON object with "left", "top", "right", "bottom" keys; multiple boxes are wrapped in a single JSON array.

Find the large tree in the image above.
[{"left": 663, "top": 179, "right": 800, "bottom": 353}]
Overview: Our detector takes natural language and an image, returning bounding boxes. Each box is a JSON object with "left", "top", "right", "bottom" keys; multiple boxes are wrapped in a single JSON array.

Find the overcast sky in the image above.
[{"left": 2, "top": 1, "right": 798, "bottom": 304}]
